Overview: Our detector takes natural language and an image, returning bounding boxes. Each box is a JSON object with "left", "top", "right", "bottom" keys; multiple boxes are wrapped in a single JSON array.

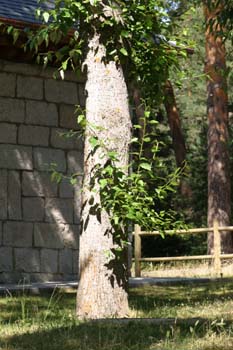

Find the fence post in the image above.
[
  {"left": 134, "top": 224, "right": 141, "bottom": 277},
  {"left": 127, "top": 226, "right": 133, "bottom": 277},
  {"left": 213, "top": 220, "right": 221, "bottom": 277}
]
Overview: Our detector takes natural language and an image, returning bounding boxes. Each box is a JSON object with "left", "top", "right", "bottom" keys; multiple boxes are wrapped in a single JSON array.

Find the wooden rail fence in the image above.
[{"left": 133, "top": 221, "right": 233, "bottom": 277}]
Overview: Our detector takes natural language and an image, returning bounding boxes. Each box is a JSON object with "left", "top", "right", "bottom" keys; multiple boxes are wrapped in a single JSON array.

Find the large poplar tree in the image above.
[{"left": 28, "top": 0, "right": 185, "bottom": 319}]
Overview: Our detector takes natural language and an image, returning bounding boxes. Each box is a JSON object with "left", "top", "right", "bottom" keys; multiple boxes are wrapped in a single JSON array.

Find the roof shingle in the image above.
[{"left": 0, "top": 0, "right": 53, "bottom": 25}]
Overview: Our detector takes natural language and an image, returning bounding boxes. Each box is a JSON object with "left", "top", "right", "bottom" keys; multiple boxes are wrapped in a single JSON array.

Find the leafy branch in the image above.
[{"left": 81, "top": 108, "right": 183, "bottom": 237}]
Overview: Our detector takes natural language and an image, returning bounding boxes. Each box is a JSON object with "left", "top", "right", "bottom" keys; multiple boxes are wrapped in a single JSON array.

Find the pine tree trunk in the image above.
[
  {"left": 204, "top": 3, "right": 233, "bottom": 253},
  {"left": 76, "top": 33, "right": 131, "bottom": 319},
  {"left": 164, "top": 80, "right": 186, "bottom": 169},
  {"left": 164, "top": 80, "right": 192, "bottom": 198},
  {"left": 131, "top": 84, "right": 152, "bottom": 159}
]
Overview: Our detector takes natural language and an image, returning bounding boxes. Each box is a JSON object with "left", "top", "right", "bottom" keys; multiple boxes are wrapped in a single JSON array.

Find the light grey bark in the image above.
[{"left": 76, "top": 33, "right": 131, "bottom": 319}]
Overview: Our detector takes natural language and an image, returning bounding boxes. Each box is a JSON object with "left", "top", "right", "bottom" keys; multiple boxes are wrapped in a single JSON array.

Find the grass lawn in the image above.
[
  {"left": 1, "top": 280, "right": 233, "bottom": 350},
  {"left": 138, "top": 260, "right": 233, "bottom": 279}
]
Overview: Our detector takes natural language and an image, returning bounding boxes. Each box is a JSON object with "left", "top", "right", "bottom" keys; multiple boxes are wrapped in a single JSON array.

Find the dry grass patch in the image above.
[{"left": 138, "top": 260, "right": 233, "bottom": 278}]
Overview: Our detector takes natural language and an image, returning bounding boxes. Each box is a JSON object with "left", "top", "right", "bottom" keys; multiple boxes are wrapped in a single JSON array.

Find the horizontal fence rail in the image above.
[{"left": 133, "top": 222, "right": 233, "bottom": 277}]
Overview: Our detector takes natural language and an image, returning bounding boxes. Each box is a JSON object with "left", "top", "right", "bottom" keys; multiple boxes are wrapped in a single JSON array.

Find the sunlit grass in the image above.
[
  {"left": 129, "top": 281, "right": 233, "bottom": 319},
  {"left": 138, "top": 259, "right": 233, "bottom": 278},
  {"left": 1, "top": 280, "right": 233, "bottom": 349}
]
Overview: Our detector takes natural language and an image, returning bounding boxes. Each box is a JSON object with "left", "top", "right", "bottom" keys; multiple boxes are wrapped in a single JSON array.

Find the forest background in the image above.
[{"left": 142, "top": 2, "right": 233, "bottom": 259}]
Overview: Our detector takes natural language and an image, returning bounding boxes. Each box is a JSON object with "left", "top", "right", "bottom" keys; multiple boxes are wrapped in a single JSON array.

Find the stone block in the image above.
[
  {"left": 34, "top": 223, "right": 64, "bottom": 249},
  {"left": 3, "top": 221, "right": 33, "bottom": 247},
  {"left": 0, "top": 145, "right": 32, "bottom": 170},
  {"left": 0, "top": 271, "right": 34, "bottom": 284},
  {"left": 60, "top": 70, "right": 84, "bottom": 82},
  {"left": 0, "top": 221, "right": 2, "bottom": 245},
  {"left": 67, "top": 150, "right": 83, "bottom": 175},
  {"left": 19, "top": 125, "right": 49, "bottom": 146},
  {"left": 22, "top": 171, "right": 58, "bottom": 197},
  {"left": 74, "top": 186, "right": 82, "bottom": 224},
  {"left": 0, "top": 247, "right": 13, "bottom": 272},
  {"left": 34, "top": 223, "right": 78, "bottom": 249},
  {"left": 17, "top": 273, "right": 37, "bottom": 284},
  {"left": 0, "top": 170, "right": 7, "bottom": 219},
  {"left": 2, "top": 59, "right": 84, "bottom": 82},
  {"left": 17, "top": 76, "right": 43, "bottom": 100},
  {"left": 63, "top": 274, "right": 77, "bottom": 281},
  {"left": 78, "top": 84, "right": 86, "bottom": 107},
  {"left": 25, "top": 100, "right": 58, "bottom": 126},
  {"left": 45, "top": 198, "right": 73, "bottom": 224},
  {"left": 34, "top": 147, "right": 66, "bottom": 172},
  {"left": 40, "top": 249, "right": 58, "bottom": 273},
  {"left": 0, "top": 123, "right": 17, "bottom": 144},
  {"left": 59, "top": 178, "right": 74, "bottom": 198},
  {"left": 15, "top": 248, "right": 40, "bottom": 272},
  {"left": 45, "top": 79, "right": 78, "bottom": 104},
  {"left": 59, "top": 248, "right": 72, "bottom": 274},
  {"left": 0, "top": 72, "right": 16, "bottom": 97},
  {"left": 3, "top": 60, "right": 42, "bottom": 76},
  {"left": 0, "top": 97, "right": 24, "bottom": 123},
  {"left": 8, "top": 171, "right": 22, "bottom": 220},
  {"left": 23, "top": 197, "right": 45, "bottom": 222},
  {"left": 51, "top": 128, "right": 82, "bottom": 150},
  {"left": 63, "top": 225, "right": 79, "bottom": 249},
  {"left": 28, "top": 273, "right": 62, "bottom": 283},
  {"left": 72, "top": 250, "right": 79, "bottom": 274},
  {"left": 59, "top": 104, "right": 79, "bottom": 130},
  {"left": 0, "top": 272, "right": 15, "bottom": 283}
]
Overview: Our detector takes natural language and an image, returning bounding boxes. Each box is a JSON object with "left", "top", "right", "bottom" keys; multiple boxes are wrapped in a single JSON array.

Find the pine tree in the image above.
[{"left": 204, "top": 0, "right": 233, "bottom": 253}]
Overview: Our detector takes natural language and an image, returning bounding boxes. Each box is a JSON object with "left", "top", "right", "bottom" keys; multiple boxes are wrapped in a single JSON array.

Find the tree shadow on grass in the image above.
[
  {"left": 0, "top": 291, "right": 76, "bottom": 324},
  {"left": 129, "top": 281, "right": 233, "bottom": 316},
  {"left": 0, "top": 319, "right": 215, "bottom": 350},
  {"left": 2, "top": 282, "right": 233, "bottom": 350}
]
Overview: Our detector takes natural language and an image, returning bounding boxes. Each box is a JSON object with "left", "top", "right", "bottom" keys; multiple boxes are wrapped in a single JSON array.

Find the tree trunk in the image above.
[
  {"left": 164, "top": 80, "right": 192, "bottom": 198},
  {"left": 76, "top": 33, "right": 131, "bottom": 319},
  {"left": 204, "top": 3, "right": 233, "bottom": 253},
  {"left": 131, "top": 80, "right": 191, "bottom": 198},
  {"left": 131, "top": 81, "right": 187, "bottom": 169},
  {"left": 164, "top": 80, "right": 186, "bottom": 169}
]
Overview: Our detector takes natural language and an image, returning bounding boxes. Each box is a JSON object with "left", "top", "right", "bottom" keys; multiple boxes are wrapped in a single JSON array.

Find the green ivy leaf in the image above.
[
  {"left": 99, "top": 179, "right": 108, "bottom": 188},
  {"left": 120, "top": 48, "right": 128, "bottom": 56},
  {"left": 62, "top": 59, "right": 69, "bottom": 71},
  {"left": 70, "top": 177, "right": 78, "bottom": 185},
  {"left": 89, "top": 136, "right": 100, "bottom": 148},
  {"left": 43, "top": 12, "right": 50, "bottom": 23},
  {"left": 121, "top": 30, "right": 130, "bottom": 38},
  {"left": 140, "top": 163, "right": 152, "bottom": 171}
]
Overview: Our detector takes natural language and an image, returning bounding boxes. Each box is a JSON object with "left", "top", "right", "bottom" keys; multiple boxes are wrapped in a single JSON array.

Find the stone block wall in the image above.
[{"left": 0, "top": 59, "right": 85, "bottom": 283}]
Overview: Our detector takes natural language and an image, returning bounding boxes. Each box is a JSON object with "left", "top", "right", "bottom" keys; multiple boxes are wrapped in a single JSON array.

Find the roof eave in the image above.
[{"left": 0, "top": 16, "right": 40, "bottom": 30}]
